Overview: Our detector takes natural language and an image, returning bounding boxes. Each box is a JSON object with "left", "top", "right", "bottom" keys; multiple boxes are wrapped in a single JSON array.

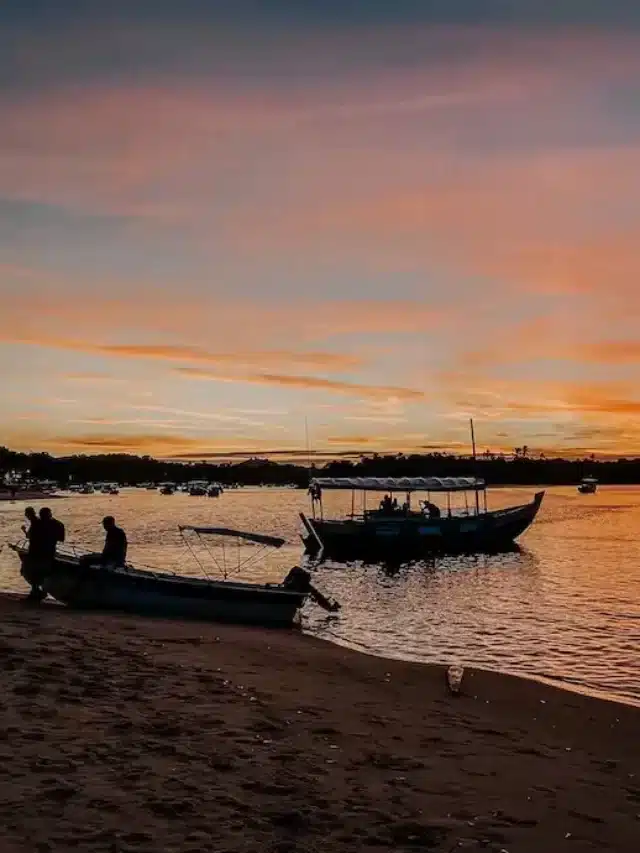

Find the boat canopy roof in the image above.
[
  {"left": 310, "top": 476, "right": 486, "bottom": 493},
  {"left": 581, "top": 476, "right": 598, "bottom": 483},
  {"left": 178, "top": 526, "right": 286, "bottom": 548}
]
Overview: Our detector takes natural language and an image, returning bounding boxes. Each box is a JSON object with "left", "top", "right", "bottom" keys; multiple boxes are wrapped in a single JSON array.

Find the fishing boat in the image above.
[
  {"left": 9, "top": 527, "right": 338, "bottom": 628},
  {"left": 578, "top": 476, "right": 598, "bottom": 494},
  {"left": 159, "top": 482, "right": 175, "bottom": 495},
  {"left": 300, "top": 477, "right": 544, "bottom": 557}
]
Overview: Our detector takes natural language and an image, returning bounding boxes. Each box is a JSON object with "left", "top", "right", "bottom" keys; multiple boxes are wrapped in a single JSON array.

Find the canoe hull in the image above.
[
  {"left": 303, "top": 491, "right": 544, "bottom": 558},
  {"left": 15, "top": 550, "right": 306, "bottom": 628}
]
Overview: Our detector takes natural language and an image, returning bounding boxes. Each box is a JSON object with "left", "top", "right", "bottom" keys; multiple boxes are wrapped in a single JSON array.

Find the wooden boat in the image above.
[
  {"left": 159, "top": 483, "right": 175, "bottom": 495},
  {"left": 300, "top": 477, "right": 544, "bottom": 558},
  {"left": 578, "top": 477, "right": 597, "bottom": 494},
  {"left": 10, "top": 527, "right": 338, "bottom": 628}
]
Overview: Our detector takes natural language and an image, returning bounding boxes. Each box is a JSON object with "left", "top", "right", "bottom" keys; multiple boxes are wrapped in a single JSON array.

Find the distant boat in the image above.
[
  {"left": 9, "top": 528, "right": 339, "bottom": 628},
  {"left": 159, "top": 483, "right": 175, "bottom": 495},
  {"left": 578, "top": 477, "right": 598, "bottom": 494},
  {"left": 188, "top": 483, "right": 207, "bottom": 496},
  {"left": 300, "top": 476, "right": 544, "bottom": 558},
  {"left": 79, "top": 484, "right": 95, "bottom": 495},
  {"left": 101, "top": 483, "right": 119, "bottom": 495}
]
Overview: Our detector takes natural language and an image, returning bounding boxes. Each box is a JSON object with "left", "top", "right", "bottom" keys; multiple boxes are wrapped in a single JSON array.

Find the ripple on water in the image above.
[{"left": 1, "top": 485, "right": 639, "bottom": 706}]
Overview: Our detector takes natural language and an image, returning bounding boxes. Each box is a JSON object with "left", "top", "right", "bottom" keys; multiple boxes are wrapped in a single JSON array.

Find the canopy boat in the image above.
[
  {"left": 159, "top": 482, "right": 175, "bottom": 495},
  {"left": 578, "top": 477, "right": 597, "bottom": 494},
  {"left": 10, "top": 527, "right": 338, "bottom": 628},
  {"left": 300, "top": 477, "right": 544, "bottom": 557}
]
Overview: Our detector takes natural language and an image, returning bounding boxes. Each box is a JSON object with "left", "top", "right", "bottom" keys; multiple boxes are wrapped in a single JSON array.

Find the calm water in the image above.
[{"left": 1, "top": 486, "right": 638, "bottom": 706}]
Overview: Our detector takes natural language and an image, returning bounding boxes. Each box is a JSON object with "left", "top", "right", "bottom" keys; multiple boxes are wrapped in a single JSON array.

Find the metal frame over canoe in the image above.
[{"left": 178, "top": 526, "right": 286, "bottom": 548}]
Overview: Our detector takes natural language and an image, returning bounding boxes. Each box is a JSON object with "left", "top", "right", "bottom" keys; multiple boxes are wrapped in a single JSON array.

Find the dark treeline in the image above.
[{"left": 2, "top": 446, "right": 640, "bottom": 487}]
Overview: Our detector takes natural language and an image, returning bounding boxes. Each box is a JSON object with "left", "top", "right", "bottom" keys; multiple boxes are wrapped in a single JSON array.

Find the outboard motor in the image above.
[{"left": 282, "top": 566, "right": 340, "bottom": 612}]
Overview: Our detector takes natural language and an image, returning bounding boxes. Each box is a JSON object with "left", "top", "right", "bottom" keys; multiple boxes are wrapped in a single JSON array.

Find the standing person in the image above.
[
  {"left": 21, "top": 506, "right": 38, "bottom": 540},
  {"left": 38, "top": 507, "right": 65, "bottom": 555},
  {"left": 20, "top": 506, "right": 47, "bottom": 602}
]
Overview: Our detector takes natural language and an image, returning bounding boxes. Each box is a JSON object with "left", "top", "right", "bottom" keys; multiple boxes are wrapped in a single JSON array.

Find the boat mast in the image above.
[
  {"left": 304, "top": 416, "right": 311, "bottom": 473},
  {"left": 470, "top": 418, "right": 480, "bottom": 515}
]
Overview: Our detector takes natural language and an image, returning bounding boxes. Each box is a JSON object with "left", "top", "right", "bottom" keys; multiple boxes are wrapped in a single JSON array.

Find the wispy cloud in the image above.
[
  {"left": 174, "top": 366, "right": 425, "bottom": 401},
  {"left": 5, "top": 334, "right": 362, "bottom": 372},
  {"left": 130, "top": 404, "right": 271, "bottom": 428}
]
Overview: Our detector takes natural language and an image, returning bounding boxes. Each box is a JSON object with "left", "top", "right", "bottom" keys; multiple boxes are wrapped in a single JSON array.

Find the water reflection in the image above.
[{"left": 1, "top": 486, "right": 639, "bottom": 705}]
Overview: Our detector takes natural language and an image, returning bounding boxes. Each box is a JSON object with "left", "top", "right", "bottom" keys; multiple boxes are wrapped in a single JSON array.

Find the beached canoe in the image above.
[{"left": 10, "top": 528, "right": 337, "bottom": 627}]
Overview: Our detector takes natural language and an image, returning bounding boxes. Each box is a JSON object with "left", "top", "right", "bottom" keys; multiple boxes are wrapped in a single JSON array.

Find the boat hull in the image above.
[
  {"left": 15, "top": 550, "right": 306, "bottom": 628},
  {"left": 303, "top": 491, "right": 544, "bottom": 558}
]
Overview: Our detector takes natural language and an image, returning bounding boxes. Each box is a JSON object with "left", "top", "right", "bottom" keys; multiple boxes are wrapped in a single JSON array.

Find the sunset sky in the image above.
[{"left": 3, "top": 1, "right": 640, "bottom": 459}]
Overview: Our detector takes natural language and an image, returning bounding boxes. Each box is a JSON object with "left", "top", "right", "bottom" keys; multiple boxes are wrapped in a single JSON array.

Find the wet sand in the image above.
[
  {"left": 0, "top": 592, "right": 638, "bottom": 852},
  {"left": 0, "top": 491, "right": 63, "bottom": 502}
]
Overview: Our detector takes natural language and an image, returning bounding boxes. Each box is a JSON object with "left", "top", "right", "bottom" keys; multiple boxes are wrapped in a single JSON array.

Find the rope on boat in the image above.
[{"left": 181, "top": 532, "right": 216, "bottom": 582}]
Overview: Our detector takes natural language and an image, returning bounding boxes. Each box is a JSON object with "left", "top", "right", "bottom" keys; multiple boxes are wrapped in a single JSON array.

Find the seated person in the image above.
[
  {"left": 81, "top": 516, "right": 128, "bottom": 569},
  {"left": 102, "top": 516, "right": 127, "bottom": 566},
  {"left": 379, "top": 494, "right": 395, "bottom": 514},
  {"left": 421, "top": 500, "right": 441, "bottom": 519}
]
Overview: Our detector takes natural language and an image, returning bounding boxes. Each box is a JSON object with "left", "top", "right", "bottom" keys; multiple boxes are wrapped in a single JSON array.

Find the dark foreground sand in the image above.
[{"left": 0, "top": 593, "right": 638, "bottom": 853}]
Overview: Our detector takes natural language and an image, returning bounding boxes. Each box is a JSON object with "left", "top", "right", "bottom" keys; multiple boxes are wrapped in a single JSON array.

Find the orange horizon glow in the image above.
[{"left": 2, "top": 13, "right": 640, "bottom": 460}]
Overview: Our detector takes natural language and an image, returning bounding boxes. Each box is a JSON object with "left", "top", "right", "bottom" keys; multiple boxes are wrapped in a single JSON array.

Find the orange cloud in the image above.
[
  {"left": 174, "top": 366, "right": 425, "bottom": 401},
  {"left": 440, "top": 375, "right": 640, "bottom": 423},
  {"left": 326, "top": 435, "right": 376, "bottom": 445},
  {"left": 573, "top": 342, "right": 640, "bottom": 365},
  {"left": 43, "top": 433, "right": 282, "bottom": 456},
  {"left": 0, "top": 288, "right": 439, "bottom": 349},
  {"left": 231, "top": 144, "right": 640, "bottom": 307},
  {"left": 4, "top": 334, "right": 362, "bottom": 372}
]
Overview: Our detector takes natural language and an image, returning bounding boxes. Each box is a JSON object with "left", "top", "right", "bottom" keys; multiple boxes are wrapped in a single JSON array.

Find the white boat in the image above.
[{"left": 578, "top": 477, "right": 598, "bottom": 494}]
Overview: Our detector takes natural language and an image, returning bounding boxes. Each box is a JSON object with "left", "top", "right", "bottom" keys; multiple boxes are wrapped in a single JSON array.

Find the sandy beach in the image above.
[{"left": 0, "top": 593, "right": 638, "bottom": 853}]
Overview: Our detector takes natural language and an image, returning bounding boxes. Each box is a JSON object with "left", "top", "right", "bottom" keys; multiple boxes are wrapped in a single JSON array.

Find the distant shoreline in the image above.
[{"left": 0, "top": 491, "right": 64, "bottom": 502}]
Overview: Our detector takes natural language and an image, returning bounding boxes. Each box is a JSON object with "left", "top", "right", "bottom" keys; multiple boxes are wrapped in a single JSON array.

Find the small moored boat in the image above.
[
  {"left": 300, "top": 477, "right": 544, "bottom": 558},
  {"left": 578, "top": 477, "right": 597, "bottom": 494},
  {"left": 10, "top": 527, "right": 338, "bottom": 628}
]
